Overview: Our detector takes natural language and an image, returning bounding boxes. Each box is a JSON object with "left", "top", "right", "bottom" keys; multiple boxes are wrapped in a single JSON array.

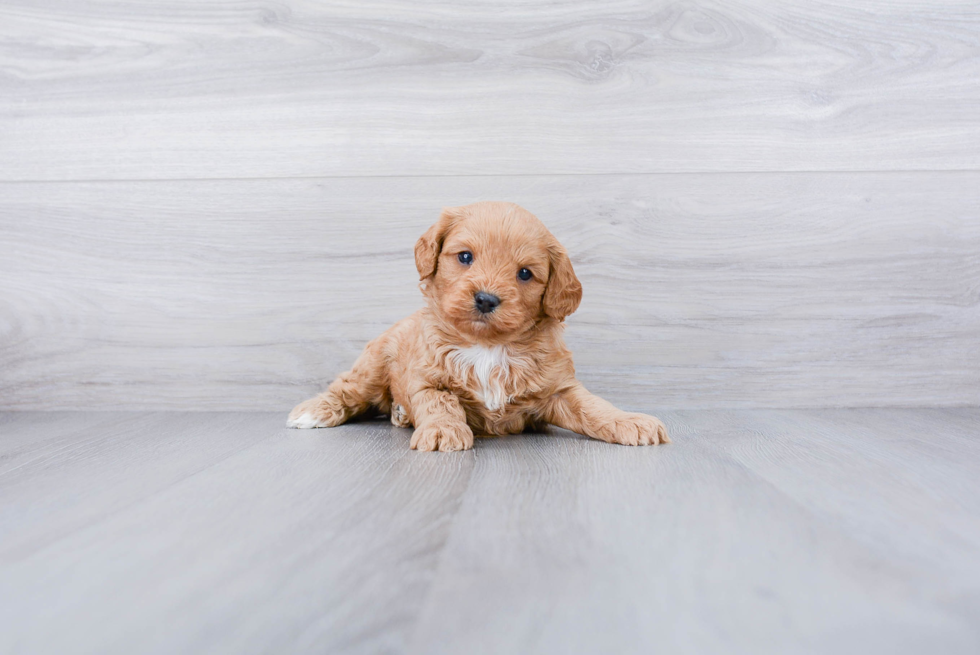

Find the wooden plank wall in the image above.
[{"left": 1, "top": 0, "right": 978, "bottom": 410}]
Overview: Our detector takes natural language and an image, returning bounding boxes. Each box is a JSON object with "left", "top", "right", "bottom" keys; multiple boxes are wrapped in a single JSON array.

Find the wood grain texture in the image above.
[
  {"left": 2, "top": 173, "right": 978, "bottom": 410},
  {"left": 1, "top": 409, "right": 978, "bottom": 654},
  {"left": 2, "top": 0, "right": 980, "bottom": 180},
  {"left": 0, "top": 413, "right": 474, "bottom": 654},
  {"left": 411, "top": 409, "right": 980, "bottom": 654}
]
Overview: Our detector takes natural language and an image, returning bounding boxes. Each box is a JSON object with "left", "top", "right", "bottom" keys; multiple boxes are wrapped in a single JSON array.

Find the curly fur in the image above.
[{"left": 288, "top": 201, "right": 669, "bottom": 451}]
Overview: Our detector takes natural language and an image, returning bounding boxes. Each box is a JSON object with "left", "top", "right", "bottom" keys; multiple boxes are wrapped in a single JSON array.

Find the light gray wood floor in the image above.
[{"left": 1, "top": 409, "right": 978, "bottom": 654}]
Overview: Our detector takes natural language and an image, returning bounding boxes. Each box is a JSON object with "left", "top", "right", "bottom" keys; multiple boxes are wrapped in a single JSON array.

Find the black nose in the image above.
[{"left": 474, "top": 291, "right": 500, "bottom": 314}]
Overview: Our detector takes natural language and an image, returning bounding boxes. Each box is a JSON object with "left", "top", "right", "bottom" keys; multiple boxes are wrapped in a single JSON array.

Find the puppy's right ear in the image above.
[
  {"left": 542, "top": 238, "right": 583, "bottom": 321},
  {"left": 415, "top": 207, "right": 462, "bottom": 280}
]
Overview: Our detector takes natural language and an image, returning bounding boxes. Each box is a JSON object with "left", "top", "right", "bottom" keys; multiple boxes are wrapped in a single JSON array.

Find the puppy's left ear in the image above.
[
  {"left": 415, "top": 207, "right": 462, "bottom": 280},
  {"left": 543, "top": 239, "right": 583, "bottom": 321}
]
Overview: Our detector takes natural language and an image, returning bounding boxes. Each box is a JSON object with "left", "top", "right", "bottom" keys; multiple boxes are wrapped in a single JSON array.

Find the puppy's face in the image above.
[{"left": 415, "top": 202, "right": 582, "bottom": 342}]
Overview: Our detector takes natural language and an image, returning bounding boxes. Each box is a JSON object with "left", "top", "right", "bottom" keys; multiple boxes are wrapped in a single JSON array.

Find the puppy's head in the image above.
[{"left": 415, "top": 201, "right": 582, "bottom": 341}]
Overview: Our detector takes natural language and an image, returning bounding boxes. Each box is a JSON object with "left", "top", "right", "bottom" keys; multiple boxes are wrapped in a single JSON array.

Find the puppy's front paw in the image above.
[
  {"left": 410, "top": 422, "right": 474, "bottom": 452},
  {"left": 598, "top": 412, "right": 669, "bottom": 446},
  {"left": 287, "top": 396, "right": 348, "bottom": 429}
]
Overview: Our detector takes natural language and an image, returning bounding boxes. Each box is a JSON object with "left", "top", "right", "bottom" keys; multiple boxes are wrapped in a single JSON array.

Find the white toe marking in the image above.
[{"left": 288, "top": 412, "right": 324, "bottom": 429}]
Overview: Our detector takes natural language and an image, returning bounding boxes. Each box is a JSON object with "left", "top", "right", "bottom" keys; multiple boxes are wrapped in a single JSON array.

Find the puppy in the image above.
[{"left": 288, "top": 201, "right": 669, "bottom": 451}]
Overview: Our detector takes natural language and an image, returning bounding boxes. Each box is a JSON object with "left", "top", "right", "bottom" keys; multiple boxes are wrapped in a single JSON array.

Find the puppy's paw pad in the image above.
[
  {"left": 287, "top": 398, "right": 347, "bottom": 429},
  {"left": 410, "top": 423, "right": 474, "bottom": 452},
  {"left": 602, "top": 413, "right": 669, "bottom": 446}
]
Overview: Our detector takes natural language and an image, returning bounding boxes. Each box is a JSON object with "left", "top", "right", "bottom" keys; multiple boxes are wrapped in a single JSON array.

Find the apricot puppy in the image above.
[{"left": 288, "top": 201, "right": 669, "bottom": 451}]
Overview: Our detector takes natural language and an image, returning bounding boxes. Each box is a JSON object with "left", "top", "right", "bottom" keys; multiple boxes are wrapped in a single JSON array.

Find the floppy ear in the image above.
[
  {"left": 543, "top": 239, "right": 583, "bottom": 321},
  {"left": 414, "top": 207, "right": 461, "bottom": 280}
]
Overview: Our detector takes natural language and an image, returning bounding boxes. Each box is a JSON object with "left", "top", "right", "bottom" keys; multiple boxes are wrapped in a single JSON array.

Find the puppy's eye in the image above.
[
  {"left": 457, "top": 251, "right": 473, "bottom": 265},
  {"left": 517, "top": 267, "right": 533, "bottom": 281}
]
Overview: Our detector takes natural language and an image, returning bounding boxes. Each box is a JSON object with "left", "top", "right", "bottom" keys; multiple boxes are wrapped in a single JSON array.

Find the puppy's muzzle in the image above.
[{"left": 473, "top": 291, "right": 500, "bottom": 315}]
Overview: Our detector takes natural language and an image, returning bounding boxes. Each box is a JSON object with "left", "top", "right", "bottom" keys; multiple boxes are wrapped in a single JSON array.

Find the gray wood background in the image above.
[{"left": 1, "top": 0, "right": 978, "bottom": 410}]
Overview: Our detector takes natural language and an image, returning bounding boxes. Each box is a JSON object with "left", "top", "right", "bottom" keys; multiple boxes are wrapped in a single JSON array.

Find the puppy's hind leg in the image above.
[{"left": 288, "top": 339, "right": 388, "bottom": 429}]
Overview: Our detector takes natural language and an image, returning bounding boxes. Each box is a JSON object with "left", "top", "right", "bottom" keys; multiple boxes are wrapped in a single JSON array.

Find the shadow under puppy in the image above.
[{"left": 288, "top": 201, "right": 669, "bottom": 451}]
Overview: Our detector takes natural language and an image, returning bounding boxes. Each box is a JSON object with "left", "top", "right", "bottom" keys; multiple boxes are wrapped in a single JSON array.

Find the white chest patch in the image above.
[{"left": 448, "top": 344, "right": 512, "bottom": 411}]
